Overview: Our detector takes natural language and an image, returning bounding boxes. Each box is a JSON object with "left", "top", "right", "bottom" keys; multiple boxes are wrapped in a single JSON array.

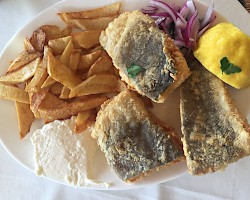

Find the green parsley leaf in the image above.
[
  {"left": 127, "top": 65, "right": 142, "bottom": 78},
  {"left": 220, "top": 57, "right": 241, "bottom": 75}
]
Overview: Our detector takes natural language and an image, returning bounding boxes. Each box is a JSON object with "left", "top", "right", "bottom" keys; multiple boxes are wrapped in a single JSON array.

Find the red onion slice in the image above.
[
  {"left": 150, "top": 0, "right": 177, "bottom": 22},
  {"left": 141, "top": 0, "right": 216, "bottom": 53}
]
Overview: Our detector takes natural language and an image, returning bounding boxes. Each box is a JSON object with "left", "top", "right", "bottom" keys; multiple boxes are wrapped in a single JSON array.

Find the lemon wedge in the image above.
[{"left": 194, "top": 22, "right": 250, "bottom": 89}]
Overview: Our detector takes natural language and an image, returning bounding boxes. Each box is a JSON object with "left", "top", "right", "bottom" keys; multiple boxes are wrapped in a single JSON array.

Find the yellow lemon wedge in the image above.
[{"left": 194, "top": 22, "right": 250, "bottom": 89}]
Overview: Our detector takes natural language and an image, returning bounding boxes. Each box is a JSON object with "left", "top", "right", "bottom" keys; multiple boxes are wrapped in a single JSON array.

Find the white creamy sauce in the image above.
[{"left": 30, "top": 117, "right": 109, "bottom": 188}]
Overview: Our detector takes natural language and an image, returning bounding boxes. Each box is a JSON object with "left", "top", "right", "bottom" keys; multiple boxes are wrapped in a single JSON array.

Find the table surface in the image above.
[{"left": 0, "top": 0, "right": 250, "bottom": 199}]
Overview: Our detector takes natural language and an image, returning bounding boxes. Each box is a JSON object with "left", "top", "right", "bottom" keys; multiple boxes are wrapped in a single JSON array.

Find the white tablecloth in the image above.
[{"left": 0, "top": 0, "right": 250, "bottom": 199}]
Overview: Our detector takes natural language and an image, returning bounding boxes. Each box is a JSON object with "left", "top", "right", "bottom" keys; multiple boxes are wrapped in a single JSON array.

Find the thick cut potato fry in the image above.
[
  {"left": 48, "top": 36, "right": 72, "bottom": 55},
  {"left": 15, "top": 102, "right": 34, "bottom": 139},
  {"left": 38, "top": 96, "right": 108, "bottom": 122},
  {"left": 72, "top": 30, "right": 102, "bottom": 49},
  {"left": 47, "top": 53, "right": 82, "bottom": 89},
  {"left": 7, "top": 51, "right": 41, "bottom": 74},
  {"left": 59, "top": 86, "right": 70, "bottom": 99},
  {"left": 0, "top": 83, "right": 29, "bottom": 103},
  {"left": 29, "top": 28, "right": 46, "bottom": 53},
  {"left": 30, "top": 91, "right": 65, "bottom": 118},
  {"left": 60, "top": 40, "right": 74, "bottom": 66},
  {"left": 0, "top": 58, "right": 40, "bottom": 84},
  {"left": 50, "top": 82, "right": 63, "bottom": 95},
  {"left": 58, "top": 2, "right": 121, "bottom": 20},
  {"left": 74, "top": 109, "right": 96, "bottom": 133},
  {"left": 87, "top": 56, "right": 113, "bottom": 77},
  {"left": 69, "top": 74, "right": 118, "bottom": 97},
  {"left": 60, "top": 49, "right": 81, "bottom": 99},
  {"left": 78, "top": 50, "right": 102, "bottom": 72},
  {"left": 69, "top": 49, "right": 81, "bottom": 72},
  {"left": 25, "top": 46, "right": 52, "bottom": 92},
  {"left": 61, "top": 26, "right": 72, "bottom": 37},
  {"left": 24, "top": 38, "right": 35, "bottom": 52},
  {"left": 89, "top": 45, "right": 103, "bottom": 53},
  {"left": 68, "top": 16, "right": 117, "bottom": 30},
  {"left": 41, "top": 77, "right": 56, "bottom": 88},
  {"left": 40, "top": 25, "right": 72, "bottom": 44}
]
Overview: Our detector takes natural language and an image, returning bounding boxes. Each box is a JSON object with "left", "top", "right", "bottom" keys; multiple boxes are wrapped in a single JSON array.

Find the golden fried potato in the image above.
[
  {"left": 48, "top": 36, "right": 72, "bottom": 55},
  {"left": 49, "top": 82, "right": 63, "bottom": 95},
  {"left": 87, "top": 56, "right": 113, "bottom": 77},
  {"left": 58, "top": 2, "right": 121, "bottom": 20},
  {"left": 0, "top": 83, "right": 29, "bottom": 103},
  {"left": 24, "top": 38, "right": 35, "bottom": 52},
  {"left": 67, "top": 16, "right": 117, "bottom": 30},
  {"left": 15, "top": 102, "right": 34, "bottom": 139},
  {"left": 60, "top": 49, "right": 81, "bottom": 99},
  {"left": 69, "top": 74, "right": 118, "bottom": 97},
  {"left": 60, "top": 39, "right": 74, "bottom": 66},
  {"left": 72, "top": 30, "right": 102, "bottom": 49},
  {"left": 29, "top": 28, "right": 46, "bottom": 53},
  {"left": 47, "top": 52, "right": 82, "bottom": 89},
  {"left": 25, "top": 46, "right": 52, "bottom": 93},
  {"left": 38, "top": 95, "right": 108, "bottom": 122},
  {"left": 7, "top": 51, "right": 41, "bottom": 74},
  {"left": 74, "top": 109, "right": 96, "bottom": 133},
  {"left": 0, "top": 58, "right": 40, "bottom": 84},
  {"left": 29, "top": 90, "right": 65, "bottom": 118},
  {"left": 78, "top": 50, "right": 102, "bottom": 72}
]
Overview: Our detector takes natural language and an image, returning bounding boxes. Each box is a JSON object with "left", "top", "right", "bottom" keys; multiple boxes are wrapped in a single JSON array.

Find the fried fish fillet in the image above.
[
  {"left": 180, "top": 59, "right": 250, "bottom": 175},
  {"left": 92, "top": 90, "right": 184, "bottom": 182},
  {"left": 100, "top": 11, "right": 190, "bottom": 103}
]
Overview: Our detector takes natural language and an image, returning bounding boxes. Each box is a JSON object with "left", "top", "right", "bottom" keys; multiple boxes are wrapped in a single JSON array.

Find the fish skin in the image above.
[
  {"left": 100, "top": 11, "right": 190, "bottom": 103},
  {"left": 180, "top": 59, "right": 250, "bottom": 175},
  {"left": 92, "top": 90, "right": 184, "bottom": 182}
]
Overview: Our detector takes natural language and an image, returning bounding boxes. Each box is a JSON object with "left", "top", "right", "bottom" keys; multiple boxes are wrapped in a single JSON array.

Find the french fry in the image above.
[
  {"left": 67, "top": 16, "right": 117, "bottom": 30},
  {"left": 50, "top": 82, "right": 63, "bottom": 95},
  {"left": 72, "top": 30, "right": 102, "bottom": 49},
  {"left": 0, "top": 83, "right": 29, "bottom": 103},
  {"left": 30, "top": 90, "right": 65, "bottom": 118},
  {"left": 78, "top": 50, "right": 102, "bottom": 72},
  {"left": 38, "top": 95, "right": 108, "bottom": 122},
  {"left": 41, "top": 77, "right": 56, "bottom": 88},
  {"left": 89, "top": 45, "right": 103, "bottom": 53},
  {"left": 60, "top": 39, "right": 74, "bottom": 66},
  {"left": 7, "top": 51, "right": 41, "bottom": 74},
  {"left": 48, "top": 36, "right": 72, "bottom": 55},
  {"left": 69, "top": 74, "right": 118, "bottom": 97},
  {"left": 87, "top": 56, "right": 113, "bottom": 77},
  {"left": 24, "top": 38, "right": 35, "bottom": 52},
  {"left": 15, "top": 102, "right": 34, "bottom": 139},
  {"left": 60, "top": 49, "right": 81, "bottom": 99},
  {"left": 29, "top": 28, "right": 46, "bottom": 53},
  {"left": 74, "top": 109, "right": 96, "bottom": 133},
  {"left": 61, "top": 26, "right": 72, "bottom": 37},
  {"left": 0, "top": 58, "right": 40, "bottom": 84},
  {"left": 47, "top": 53, "right": 82, "bottom": 89},
  {"left": 40, "top": 25, "right": 63, "bottom": 41},
  {"left": 25, "top": 46, "right": 52, "bottom": 93},
  {"left": 57, "top": 2, "right": 121, "bottom": 20}
]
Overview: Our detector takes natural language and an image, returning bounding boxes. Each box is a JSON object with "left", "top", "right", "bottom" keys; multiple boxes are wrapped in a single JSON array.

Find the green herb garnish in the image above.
[
  {"left": 127, "top": 65, "right": 142, "bottom": 78},
  {"left": 220, "top": 57, "right": 241, "bottom": 75}
]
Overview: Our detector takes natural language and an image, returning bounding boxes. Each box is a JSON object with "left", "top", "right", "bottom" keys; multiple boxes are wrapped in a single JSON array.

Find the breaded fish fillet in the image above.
[
  {"left": 180, "top": 59, "right": 250, "bottom": 175},
  {"left": 100, "top": 11, "right": 190, "bottom": 103},
  {"left": 92, "top": 90, "right": 184, "bottom": 182}
]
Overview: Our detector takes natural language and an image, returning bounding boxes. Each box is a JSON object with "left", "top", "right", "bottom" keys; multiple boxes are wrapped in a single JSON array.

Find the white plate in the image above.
[{"left": 0, "top": 0, "right": 250, "bottom": 190}]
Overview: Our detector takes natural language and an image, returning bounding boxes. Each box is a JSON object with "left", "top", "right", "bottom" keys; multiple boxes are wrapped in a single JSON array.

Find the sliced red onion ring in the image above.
[
  {"left": 186, "top": 0, "right": 197, "bottom": 16},
  {"left": 200, "top": 2, "right": 216, "bottom": 29},
  {"left": 150, "top": 0, "right": 177, "bottom": 22},
  {"left": 198, "top": 15, "right": 216, "bottom": 37},
  {"left": 141, "top": 0, "right": 216, "bottom": 53},
  {"left": 174, "top": 39, "right": 186, "bottom": 47}
]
